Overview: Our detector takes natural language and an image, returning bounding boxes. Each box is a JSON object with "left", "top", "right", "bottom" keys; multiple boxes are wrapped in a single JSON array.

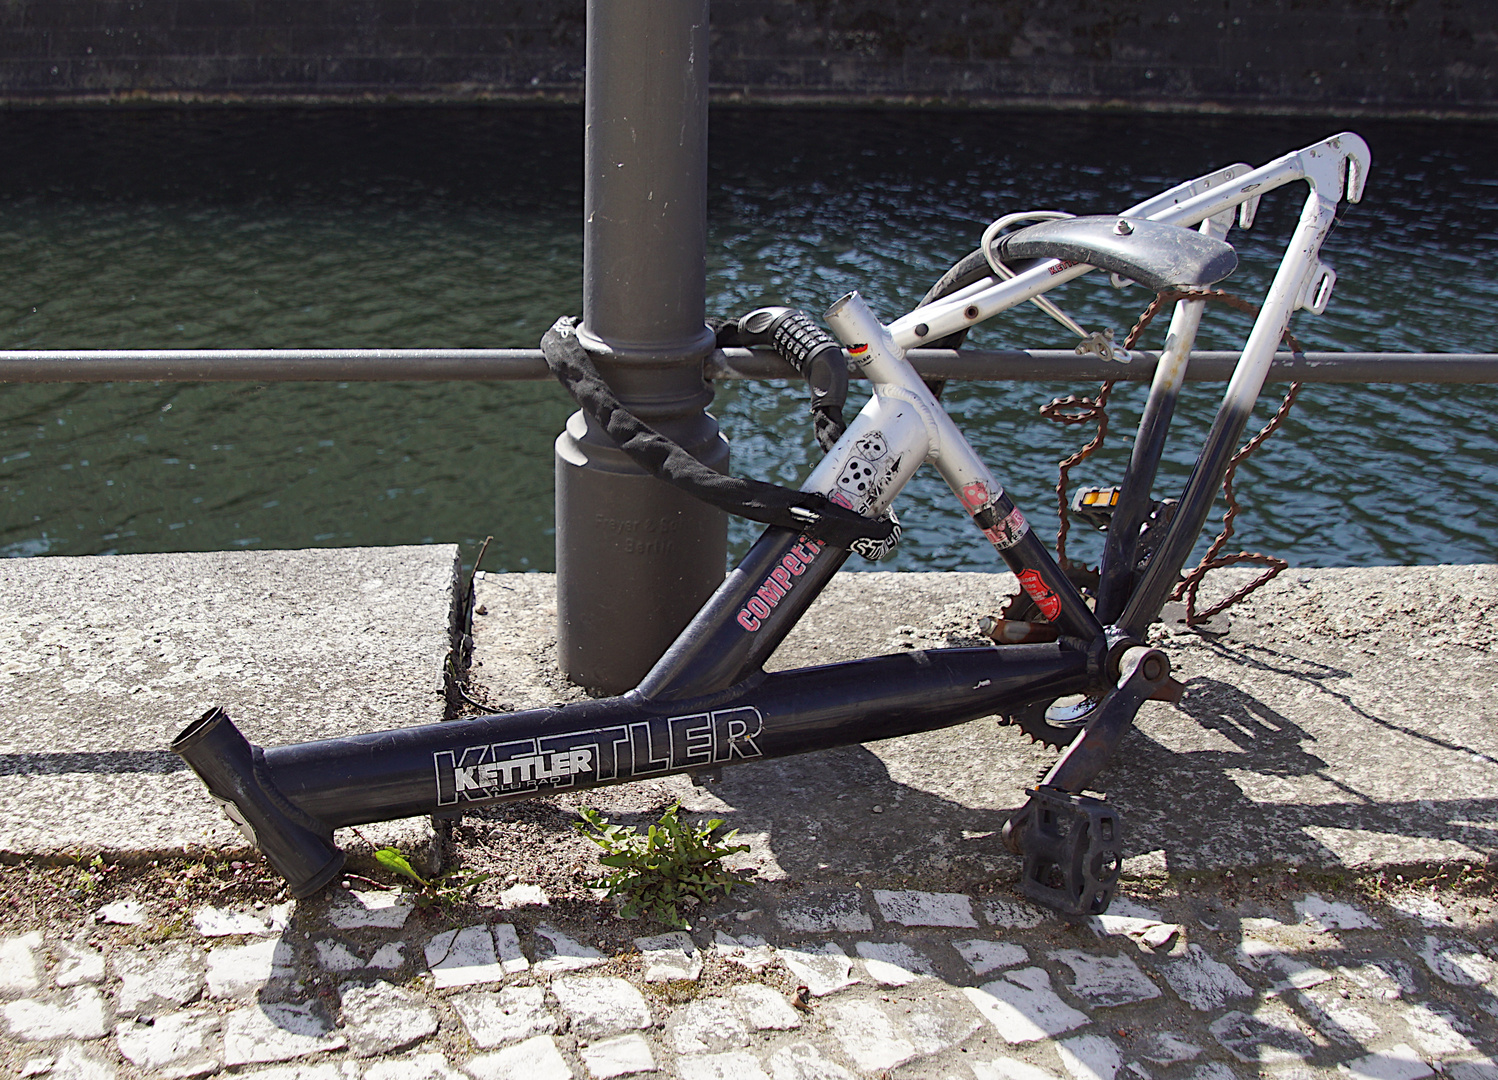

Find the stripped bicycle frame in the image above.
[{"left": 173, "top": 133, "right": 1370, "bottom": 915}]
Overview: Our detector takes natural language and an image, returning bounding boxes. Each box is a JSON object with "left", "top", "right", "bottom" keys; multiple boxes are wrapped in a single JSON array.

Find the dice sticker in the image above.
[
  {"left": 854, "top": 432, "right": 888, "bottom": 460},
  {"left": 837, "top": 457, "right": 878, "bottom": 500}
]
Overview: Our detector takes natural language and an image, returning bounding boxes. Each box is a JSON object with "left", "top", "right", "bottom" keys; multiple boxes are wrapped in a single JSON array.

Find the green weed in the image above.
[
  {"left": 374, "top": 848, "right": 491, "bottom": 909},
  {"left": 574, "top": 802, "right": 749, "bottom": 929}
]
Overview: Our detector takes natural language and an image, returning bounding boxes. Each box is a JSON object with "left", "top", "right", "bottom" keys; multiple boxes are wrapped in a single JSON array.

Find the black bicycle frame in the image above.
[
  {"left": 173, "top": 133, "right": 1369, "bottom": 902},
  {"left": 175, "top": 525, "right": 1095, "bottom": 897}
]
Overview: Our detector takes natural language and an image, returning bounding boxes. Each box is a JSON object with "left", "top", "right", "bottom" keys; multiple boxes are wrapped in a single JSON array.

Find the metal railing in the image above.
[{"left": 1, "top": 348, "right": 1495, "bottom": 384}]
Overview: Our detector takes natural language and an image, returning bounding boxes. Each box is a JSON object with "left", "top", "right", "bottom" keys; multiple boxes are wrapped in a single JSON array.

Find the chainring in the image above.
[{"left": 997, "top": 566, "right": 1100, "bottom": 750}]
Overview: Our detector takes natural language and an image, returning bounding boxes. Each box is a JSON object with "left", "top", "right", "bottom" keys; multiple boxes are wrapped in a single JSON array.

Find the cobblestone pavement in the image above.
[{"left": 3, "top": 873, "right": 1496, "bottom": 1080}]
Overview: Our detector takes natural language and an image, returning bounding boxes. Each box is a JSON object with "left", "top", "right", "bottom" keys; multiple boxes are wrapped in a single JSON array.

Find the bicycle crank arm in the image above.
[
  {"left": 1003, "top": 645, "right": 1173, "bottom": 916},
  {"left": 173, "top": 642, "right": 1090, "bottom": 897}
]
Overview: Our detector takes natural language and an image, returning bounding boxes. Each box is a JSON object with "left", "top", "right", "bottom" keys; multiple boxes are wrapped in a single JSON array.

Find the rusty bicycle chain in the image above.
[{"left": 1040, "top": 288, "right": 1305, "bottom": 624}]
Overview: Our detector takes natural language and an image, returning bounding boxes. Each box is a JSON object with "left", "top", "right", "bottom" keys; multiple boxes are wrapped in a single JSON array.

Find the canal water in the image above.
[{"left": 2, "top": 108, "right": 1496, "bottom": 574}]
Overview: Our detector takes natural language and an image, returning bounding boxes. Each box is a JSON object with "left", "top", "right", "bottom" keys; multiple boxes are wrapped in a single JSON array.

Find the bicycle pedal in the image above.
[
  {"left": 1016, "top": 785, "right": 1123, "bottom": 917},
  {"left": 1070, "top": 486, "right": 1120, "bottom": 531}
]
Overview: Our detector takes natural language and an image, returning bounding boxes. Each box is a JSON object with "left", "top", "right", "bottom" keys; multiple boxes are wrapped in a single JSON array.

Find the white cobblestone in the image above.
[
  {"left": 1189, "top": 1064, "right": 1239, "bottom": 1080},
  {"left": 900, "top": 992, "right": 983, "bottom": 1056},
  {"left": 1389, "top": 894, "right": 1456, "bottom": 927},
  {"left": 677, "top": 1051, "right": 771, "bottom": 1080},
  {"left": 206, "top": 937, "right": 294, "bottom": 999},
  {"left": 497, "top": 884, "right": 549, "bottom": 910},
  {"left": 192, "top": 903, "right": 290, "bottom": 937},
  {"left": 873, "top": 888, "right": 978, "bottom": 927},
  {"left": 822, "top": 998, "right": 917, "bottom": 1072},
  {"left": 0, "top": 931, "right": 44, "bottom": 994},
  {"left": 1208, "top": 1003, "right": 1318, "bottom": 1065},
  {"left": 779, "top": 942, "right": 857, "bottom": 997},
  {"left": 766, "top": 1041, "right": 856, "bottom": 1080},
  {"left": 776, "top": 889, "right": 873, "bottom": 933},
  {"left": 713, "top": 931, "right": 775, "bottom": 973},
  {"left": 1295, "top": 986, "right": 1382, "bottom": 1044},
  {"left": 1058, "top": 1034, "right": 1123, "bottom": 1080},
  {"left": 972, "top": 1057, "right": 1066, "bottom": 1080},
  {"left": 983, "top": 897, "right": 1045, "bottom": 929},
  {"left": 33, "top": 1043, "right": 117, "bottom": 1080},
  {"left": 426, "top": 925, "right": 505, "bottom": 990},
  {"left": 452, "top": 986, "right": 557, "bottom": 1049},
  {"left": 732, "top": 983, "right": 802, "bottom": 1031},
  {"left": 53, "top": 941, "right": 106, "bottom": 987},
  {"left": 115, "top": 1010, "right": 222, "bottom": 1078},
  {"left": 963, "top": 967, "right": 1089, "bottom": 1044},
  {"left": 221, "top": 1065, "right": 352, "bottom": 1080},
  {"left": 635, "top": 930, "right": 701, "bottom": 982},
  {"left": 222, "top": 1002, "right": 346, "bottom": 1066},
  {"left": 1295, "top": 895, "right": 1381, "bottom": 931},
  {"left": 854, "top": 940, "right": 933, "bottom": 985},
  {"left": 533, "top": 924, "right": 607, "bottom": 973},
  {"left": 1090, "top": 914, "right": 1181, "bottom": 952},
  {"left": 315, "top": 939, "right": 365, "bottom": 972},
  {"left": 464, "top": 1035, "right": 574, "bottom": 1080},
  {"left": 1448, "top": 1059, "right": 1498, "bottom": 1080},
  {"left": 1341, "top": 959, "right": 1415, "bottom": 998},
  {"left": 364, "top": 1052, "right": 467, "bottom": 1080},
  {"left": 492, "top": 923, "right": 529, "bottom": 975},
  {"left": 96, "top": 899, "right": 146, "bottom": 925},
  {"left": 115, "top": 945, "right": 207, "bottom": 1014},
  {"left": 1162, "top": 944, "right": 1254, "bottom": 1011},
  {"left": 1137, "top": 1032, "right": 1202, "bottom": 1064},
  {"left": 1050, "top": 949, "right": 1161, "bottom": 1007},
  {"left": 1339, "top": 1044, "right": 1435, "bottom": 1080},
  {"left": 550, "top": 975, "right": 650, "bottom": 1039},
  {"left": 368, "top": 942, "right": 406, "bottom": 970},
  {"left": 339, "top": 979, "right": 439, "bottom": 1057},
  {"left": 1418, "top": 936, "right": 1498, "bottom": 988},
  {"left": 579, "top": 1033, "right": 655, "bottom": 1079},
  {"left": 1400, "top": 1002, "right": 1476, "bottom": 1056},
  {"left": 3, "top": 986, "right": 111, "bottom": 1040},
  {"left": 669, "top": 995, "right": 749, "bottom": 1054},
  {"left": 955, "top": 938, "right": 1030, "bottom": 975},
  {"left": 326, "top": 890, "right": 413, "bottom": 931}
]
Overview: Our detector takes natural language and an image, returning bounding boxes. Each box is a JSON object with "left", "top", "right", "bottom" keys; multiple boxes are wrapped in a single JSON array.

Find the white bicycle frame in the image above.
[{"left": 799, "top": 132, "right": 1370, "bottom": 637}]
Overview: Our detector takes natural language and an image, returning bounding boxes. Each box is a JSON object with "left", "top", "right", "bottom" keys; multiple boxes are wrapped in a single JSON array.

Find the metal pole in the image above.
[
  {"left": 553, "top": 0, "right": 727, "bottom": 694},
  {"left": 5, "top": 349, "right": 1498, "bottom": 384},
  {"left": 709, "top": 349, "right": 1498, "bottom": 384}
]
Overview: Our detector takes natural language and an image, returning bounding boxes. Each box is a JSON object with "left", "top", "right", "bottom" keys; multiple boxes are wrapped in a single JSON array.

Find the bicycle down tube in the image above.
[{"left": 172, "top": 133, "right": 1369, "bottom": 915}]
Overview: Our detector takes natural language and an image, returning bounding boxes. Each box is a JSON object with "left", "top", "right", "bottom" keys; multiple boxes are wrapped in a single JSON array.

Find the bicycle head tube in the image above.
[{"left": 172, "top": 707, "right": 344, "bottom": 898}]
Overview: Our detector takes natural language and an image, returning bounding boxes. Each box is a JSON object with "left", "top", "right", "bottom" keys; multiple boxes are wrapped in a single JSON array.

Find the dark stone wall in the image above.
[{"left": 0, "top": 0, "right": 1492, "bottom": 115}]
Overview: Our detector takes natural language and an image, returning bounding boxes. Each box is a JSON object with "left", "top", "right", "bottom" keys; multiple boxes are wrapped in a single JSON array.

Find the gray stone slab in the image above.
[
  {"left": 115, "top": 1010, "right": 223, "bottom": 1078},
  {"left": 338, "top": 980, "right": 439, "bottom": 1057},
  {"left": 472, "top": 565, "right": 1498, "bottom": 882},
  {"left": 0, "top": 545, "right": 460, "bottom": 863},
  {"left": 451, "top": 986, "right": 558, "bottom": 1049}
]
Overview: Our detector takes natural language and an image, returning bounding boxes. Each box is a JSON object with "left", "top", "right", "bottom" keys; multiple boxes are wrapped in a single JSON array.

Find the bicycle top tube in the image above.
[{"left": 887, "top": 133, "right": 1369, "bottom": 351}]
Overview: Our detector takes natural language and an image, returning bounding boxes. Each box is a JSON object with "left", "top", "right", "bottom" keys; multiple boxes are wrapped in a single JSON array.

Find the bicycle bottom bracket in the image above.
[{"left": 1016, "top": 785, "right": 1123, "bottom": 916}]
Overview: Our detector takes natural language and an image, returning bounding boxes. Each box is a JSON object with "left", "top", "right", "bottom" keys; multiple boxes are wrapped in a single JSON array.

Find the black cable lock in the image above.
[{"left": 541, "top": 316, "right": 893, "bottom": 550}]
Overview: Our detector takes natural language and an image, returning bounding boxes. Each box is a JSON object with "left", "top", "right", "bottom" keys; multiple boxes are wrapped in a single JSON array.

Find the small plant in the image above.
[
  {"left": 77, "top": 854, "right": 108, "bottom": 895},
  {"left": 574, "top": 802, "right": 750, "bottom": 929},
  {"left": 374, "top": 847, "right": 491, "bottom": 909}
]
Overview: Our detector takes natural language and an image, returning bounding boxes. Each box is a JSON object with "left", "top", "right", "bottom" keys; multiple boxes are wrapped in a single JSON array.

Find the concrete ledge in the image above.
[
  {"left": 471, "top": 565, "right": 1498, "bottom": 885},
  {"left": 3, "top": 551, "right": 1492, "bottom": 887},
  {"left": 0, "top": 545, "right": 462, "bottom": 870}
]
